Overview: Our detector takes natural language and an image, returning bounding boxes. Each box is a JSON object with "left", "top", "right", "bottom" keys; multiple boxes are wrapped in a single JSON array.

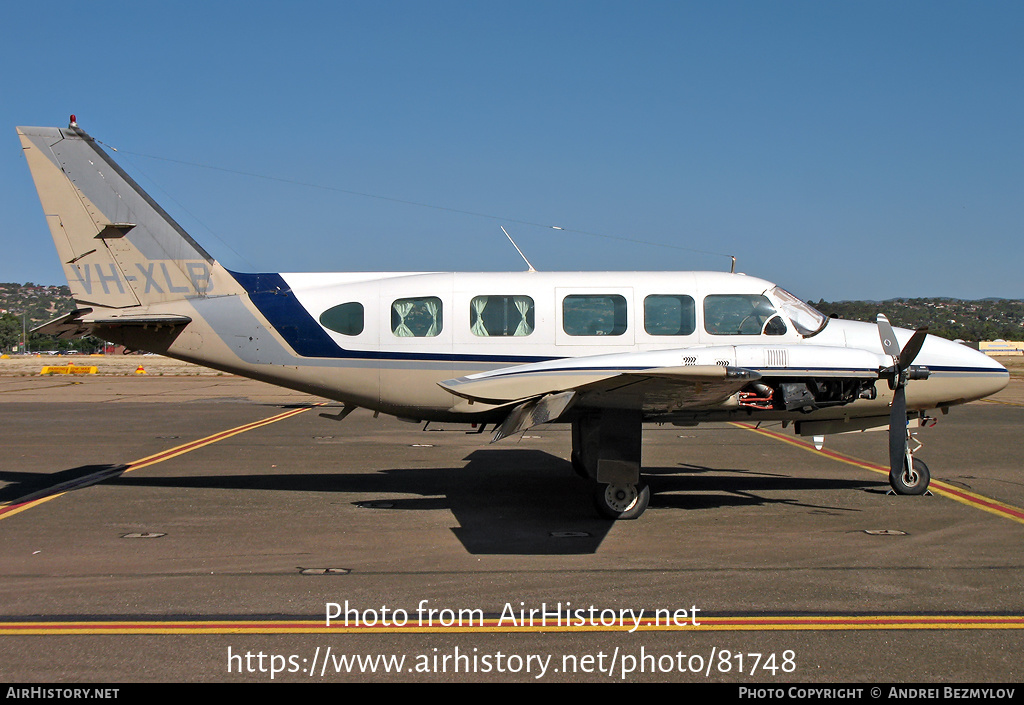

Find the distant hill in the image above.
[
  {"left": 0, "top": 283, "right": 91, "bottom": 353},
  {"left": 813, "top": 298, "right": 1024, "bottom": 342},
  {"left": 0, "top": 282, "right": 72, "bottom": 328}
]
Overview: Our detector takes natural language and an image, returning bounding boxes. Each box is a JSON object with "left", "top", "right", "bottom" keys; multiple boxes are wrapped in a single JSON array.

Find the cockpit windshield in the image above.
[{"left": 769, "top": 287, "right": 828, "bottom": 337}]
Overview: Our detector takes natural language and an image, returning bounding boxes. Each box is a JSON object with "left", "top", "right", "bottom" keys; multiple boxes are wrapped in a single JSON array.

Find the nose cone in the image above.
[
  {"left": 916, "top": 335, "right": 1010, "bottom": 404},
  {"left": 828, "top": 317, "right": 1009, "bottom": 406}
]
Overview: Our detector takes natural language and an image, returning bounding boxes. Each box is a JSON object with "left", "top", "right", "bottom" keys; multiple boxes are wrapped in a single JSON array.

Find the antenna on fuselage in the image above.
[
  {"left": 730, "top": 256, "right": 736, "bottom": 273},
  {"left": 501, "top": 226, "right": 537, "bottom": 272}
]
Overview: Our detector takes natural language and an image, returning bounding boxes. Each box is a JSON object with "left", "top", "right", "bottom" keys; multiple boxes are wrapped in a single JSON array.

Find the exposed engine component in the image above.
[
  {"left": 738, "top": 382, "right": 774, "bottom": 409},
  {"left": 738, "top": 379, "right": 877, "bottom": 412}
]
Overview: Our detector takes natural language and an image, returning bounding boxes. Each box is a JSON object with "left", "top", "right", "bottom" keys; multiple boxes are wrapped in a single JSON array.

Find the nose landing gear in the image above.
[
  {"left": 888, "top": 423, "right": 931, "bottom": 495},
  {"left": 890, "top": 456, "right": 930, "bottom": 495}
]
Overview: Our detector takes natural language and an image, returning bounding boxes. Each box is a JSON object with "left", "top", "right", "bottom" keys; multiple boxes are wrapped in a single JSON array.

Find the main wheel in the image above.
[
  {"left": 889, "top": 457, "right": 930, "bottom": 495},
  {"left": 593, "top": 480, "right": 650, "bottom": 520}
]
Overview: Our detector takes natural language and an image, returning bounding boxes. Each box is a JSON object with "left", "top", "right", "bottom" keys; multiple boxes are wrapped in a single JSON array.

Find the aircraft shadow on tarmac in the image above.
[
  {"left": 0, "top": 464, "right": 128, "bottom": 504},
  {"left": 643, "top": 463, "right": 883, "bottom": 513},
  {"left": 4, "top": 452, "right": 886, "bottom": 556}
]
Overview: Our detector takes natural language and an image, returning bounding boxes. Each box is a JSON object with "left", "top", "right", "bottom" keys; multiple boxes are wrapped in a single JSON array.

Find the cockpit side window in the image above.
[
  {"left": 704, "top": 294, "right": 784, "bottom": 336},
  {"left": 320, "top": 302, "right": 364, "bottom": 336},
  {"left": 763, "top": 315, "right": 788, "bottom": 336}
]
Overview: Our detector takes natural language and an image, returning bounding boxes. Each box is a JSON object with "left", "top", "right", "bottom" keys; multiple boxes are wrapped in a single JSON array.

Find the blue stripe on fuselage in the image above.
[
  {"left": 228, "top": 270, "right": 552, "bottom": 364},
  {"left": 229, "top": 271, "right": 341, "bottom": 357}
]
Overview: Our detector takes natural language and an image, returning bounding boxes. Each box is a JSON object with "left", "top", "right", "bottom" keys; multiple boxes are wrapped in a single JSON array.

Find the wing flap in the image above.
[{"left": 491, "top": 391, "right": 577, "bottom": 442}]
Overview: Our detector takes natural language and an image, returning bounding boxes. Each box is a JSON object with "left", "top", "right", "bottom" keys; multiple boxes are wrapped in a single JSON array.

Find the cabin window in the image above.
[
  {"left": 644, "top": 295, "right": 696, "bottom": 336},
  {"left": 470, "top": 295, "right": 535, "bottom": 337},
  {"left": 562, "top": 294, "right": 627, "bottom": 336},
  {"left": 319, "top": 302, "right": 364, "bottom": 336},
  {"left": 704, "top": 294, "right": 787, "bottom": 336},
  {"left": 392, "top": 297, "right": 443, "bottom": 337}
]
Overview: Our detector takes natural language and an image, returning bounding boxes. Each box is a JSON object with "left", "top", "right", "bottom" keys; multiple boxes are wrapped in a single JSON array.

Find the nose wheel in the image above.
[
  {"left": 888, "top": 424, "right": 931, "bottom": 495},
  {"left": 593, "top": 480, "right": 650, "bottom": 520},
  {"left": 889, "top": 456, "right": 930, "bottom": 495}
]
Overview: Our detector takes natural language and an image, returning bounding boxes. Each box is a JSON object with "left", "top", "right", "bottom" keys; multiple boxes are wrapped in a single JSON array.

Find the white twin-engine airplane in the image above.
[{"left": 18, "top": 119, "right": 1010, "bottom": 520}]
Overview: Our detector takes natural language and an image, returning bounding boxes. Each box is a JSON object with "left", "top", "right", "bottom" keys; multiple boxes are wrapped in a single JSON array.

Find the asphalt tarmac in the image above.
[{"left": 0, "top": 372, "right": 1021, "bottom": 683}]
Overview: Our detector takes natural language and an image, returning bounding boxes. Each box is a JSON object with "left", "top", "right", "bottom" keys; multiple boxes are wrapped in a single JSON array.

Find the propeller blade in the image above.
[
  {"left": 878, "top": 313, "right": 929, "bottom": 372},
  {"left": 877, "top": 313, "right": 925, "bottom": 482},
  {"left": 889, "top": 385, "right": 908, "bottom": 476},
  {"left": 876, "top": 314, "right": 900, "bottom": 359},
  {"left": 898, "top": 328, "right": 929, "bottom": 370}
]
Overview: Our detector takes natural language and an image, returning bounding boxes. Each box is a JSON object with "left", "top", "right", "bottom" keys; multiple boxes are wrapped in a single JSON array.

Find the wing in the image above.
[
  {"left": 440, "top": 343, "right": 892, "bottom": 442},
  {"left": 439, "top": 349, "right": 761, "bottom": 441}
]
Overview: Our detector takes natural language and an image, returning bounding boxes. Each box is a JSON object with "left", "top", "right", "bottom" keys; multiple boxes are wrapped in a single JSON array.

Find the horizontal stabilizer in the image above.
[
  {"left": 33, "top": 310, "right": 192, "bottom": 340},
  {"left": 32, "top": 309, "right": 95, "bottom": 339},
  {"left": 89, "top": 314, "right": 193, "bottom": 328}
]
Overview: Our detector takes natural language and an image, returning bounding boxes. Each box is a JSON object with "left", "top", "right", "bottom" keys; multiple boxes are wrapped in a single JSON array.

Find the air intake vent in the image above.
[{"left": 766, "top": 349, "right": 788, "bottom": 367}]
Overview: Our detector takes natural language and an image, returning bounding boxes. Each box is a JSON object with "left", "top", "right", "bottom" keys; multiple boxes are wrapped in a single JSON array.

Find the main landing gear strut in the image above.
[{"left": 571, "top": 409, "right": 650, "bottom": 520}]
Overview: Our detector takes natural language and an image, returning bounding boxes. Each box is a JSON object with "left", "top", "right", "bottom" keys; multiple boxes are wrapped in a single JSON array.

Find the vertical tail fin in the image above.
[{"left": 18, "top": 122, "right": 231, "bottom": 308}]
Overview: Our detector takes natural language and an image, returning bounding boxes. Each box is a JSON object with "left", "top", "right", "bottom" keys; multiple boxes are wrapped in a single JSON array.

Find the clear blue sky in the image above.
[{"left": 2, "top": 1, "right": 1021, "bottom": 301}]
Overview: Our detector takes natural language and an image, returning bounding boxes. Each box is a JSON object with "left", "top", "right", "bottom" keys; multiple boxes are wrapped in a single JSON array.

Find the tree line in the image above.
[
  {"left": 814, "top": 298, "right": 1024, "bottom": 342},
  {"left": 0, "top": 313, "right": 103, "bottom": 354}
]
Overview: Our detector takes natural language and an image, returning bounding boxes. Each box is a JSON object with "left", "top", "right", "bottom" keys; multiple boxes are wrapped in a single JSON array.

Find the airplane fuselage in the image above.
[{"left": 99, "top": 268, "right": 1008, "bottom": 426}]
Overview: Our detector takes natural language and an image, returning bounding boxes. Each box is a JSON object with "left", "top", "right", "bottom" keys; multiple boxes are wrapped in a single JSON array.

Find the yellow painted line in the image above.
[
  {"left": 0, "top": 404, "right": 320, "bottom": 521},
  {"left": 1, "top": 615, "right": 1022, "bottom": 635},
  {"left": 731, "top": 422, "right": 1024, "bottom": 525},
  {"left": 980, "top": 398, "right": 1024, "bottom": 407}
]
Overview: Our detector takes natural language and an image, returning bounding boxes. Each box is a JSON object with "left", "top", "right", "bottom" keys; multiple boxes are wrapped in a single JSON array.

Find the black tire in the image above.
[
  {"left": 593, "top": 480, "right": 650, "bottom": 520},
  {"left": 570, "top": 451, "right": 590, "bottom": 479},
  {"left": 889, "top": 457, "right": 930, "bottom": 495}
]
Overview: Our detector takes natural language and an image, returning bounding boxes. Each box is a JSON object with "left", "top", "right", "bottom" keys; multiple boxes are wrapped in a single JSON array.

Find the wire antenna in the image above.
[{"left": 121, "top": 146, "right": 737, "bottom": 270}]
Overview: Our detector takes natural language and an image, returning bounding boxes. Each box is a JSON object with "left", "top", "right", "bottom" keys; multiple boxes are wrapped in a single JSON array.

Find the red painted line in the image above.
[{"left": 0, "top": 501, "right": 33, "bottom": 518}]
